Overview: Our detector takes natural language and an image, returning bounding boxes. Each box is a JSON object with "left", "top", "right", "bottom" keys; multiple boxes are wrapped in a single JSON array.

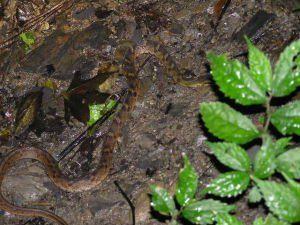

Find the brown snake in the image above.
[{"left": 0, "top": 40, "right": 208, "bottom": 225}]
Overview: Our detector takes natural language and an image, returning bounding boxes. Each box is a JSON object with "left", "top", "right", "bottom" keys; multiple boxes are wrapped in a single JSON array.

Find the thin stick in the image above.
[
  {"left": 57, "top": 97, "right": 120, "bottom": 161},
  {"left": 57, "top": 91, "right": 126, "bottom": 161},
  {"left": 114, "top": 181, "right": 135, "bottom": 225},
  {"left": 0, "top": 0, "right": 74, "bottom": 49}
]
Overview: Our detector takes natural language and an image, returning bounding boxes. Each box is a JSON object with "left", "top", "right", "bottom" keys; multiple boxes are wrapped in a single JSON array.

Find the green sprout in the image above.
[{"left": 19, "top": 32, "right": 35, "bottom": 53}]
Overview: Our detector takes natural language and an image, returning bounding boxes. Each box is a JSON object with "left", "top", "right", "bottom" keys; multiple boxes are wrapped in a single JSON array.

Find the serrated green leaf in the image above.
[
  {"left": 200, "top": 102, "right": 260, "bottom": 144},
  {"left": 254, "top": 135, "right": 276, "bottom": 179},
  {"left": 207, "top": 53, "right": 266, "bottom": 105},
  {"left": 175, "top": 154, "right": 198, "bottom": 206},
  {"left": 248, "top": 186, "right": 262, "bottom": 203},
  {"left": 253, "top": 217, "right": 265, "bottom": 225},
  {"left": 273, "top": 137, "right": 291, "bottom": 156},
  {"left": 246, "top": 36, "right": 272, "bottom": 92},
  {"left": 216, "top": 213, "right": 244, "bottom": 225},
  {"left": 282, "top": 173, "right": 300, "bottom": 196},
  {"left": 264, "top": 215, "right": 291, "bottom": 225},
  {"left": 258, "top": 115, "right": 265, "bottom": 125},
  {"left": 276, "top": 148, "right": 300, "bottom": 179},
  {"left": 254, "top": 215, "right": 291, "bottom": 225},
  {"left": 254, "top": 178, "right": 300, "bottom": 223},
  {"left": 182, "top": 199, "right": 236, "bottom": 225},
  {"left": 296, "top": 53, "right": 300, "bottom": 64},
  {"left": 272, "top": 40, "right": 300, "bottom": 97},
  {"left": 271, "top": 101, "right": 300, "bottom": 135},
  {"left": 150, "top": 185, "right": 176, "bottom": 216},
  {"left": 206, "top": 142, "right": 251, "bottom": 171},
  {"left": 202, "top": 171, "right": 250, "bottom": 197}
]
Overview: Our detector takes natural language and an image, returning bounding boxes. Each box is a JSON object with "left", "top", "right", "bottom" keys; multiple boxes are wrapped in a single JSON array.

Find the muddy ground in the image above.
[{"left": 0, "top": 0, "right": 300, "bottom": 224}]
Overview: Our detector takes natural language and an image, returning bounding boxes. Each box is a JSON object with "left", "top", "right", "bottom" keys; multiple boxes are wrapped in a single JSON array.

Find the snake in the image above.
[{"left": 0, "top": 40, "right": 208, "bottom": 225}]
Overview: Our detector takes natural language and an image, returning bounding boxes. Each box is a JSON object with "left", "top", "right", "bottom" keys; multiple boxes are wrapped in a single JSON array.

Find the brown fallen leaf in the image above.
[{"left": 14, "top": 89, "right": 43, "bottom": 136}]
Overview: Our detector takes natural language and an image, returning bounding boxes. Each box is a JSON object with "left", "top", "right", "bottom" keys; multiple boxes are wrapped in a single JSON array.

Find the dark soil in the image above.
[{"left": 0, "top": 0, "right": 299, "bottom": 224}]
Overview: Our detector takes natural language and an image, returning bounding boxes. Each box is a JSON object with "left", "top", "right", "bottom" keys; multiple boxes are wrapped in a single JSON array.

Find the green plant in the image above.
[
  {"left": 150, "top": 154, "right": 237, "bottom": 225},
  {"left": 88, "top": 99, "right": 117, "bottom": 126},
  {"left": 199, "top": 37, "right": 300, "bottom": 224},
  {"left": 19, "top": 32, "right": 35, "bottom": 53},
  {"left": 151, "top": 37, "right": 300, "bottom": 225}
]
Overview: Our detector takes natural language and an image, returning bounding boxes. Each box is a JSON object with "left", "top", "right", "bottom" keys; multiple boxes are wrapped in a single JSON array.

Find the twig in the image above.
[
  {"left": 114, "top": 181, "right": 135, "bottom": 225},
  {"left": 57, "top": 129, "right": 88, "bottom": 161},
  {"left": 0, "top": 0, "right": 74, "bottom": 49},
  {"left": 263, "top": 94, "right": 273, "bottom": 133},
  {"left": 57, "top": 93, "right": 121, "bottom": 161}
]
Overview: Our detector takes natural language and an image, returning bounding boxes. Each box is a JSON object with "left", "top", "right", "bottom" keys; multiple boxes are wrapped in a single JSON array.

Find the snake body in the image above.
[{"left": 0, "top": 40, "right": 207, "bottom": 225}]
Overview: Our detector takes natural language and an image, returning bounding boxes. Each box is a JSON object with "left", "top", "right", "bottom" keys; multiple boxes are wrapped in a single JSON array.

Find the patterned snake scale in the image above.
[{"left": 0, "top": 40, "right": 208, "bottom": 225}]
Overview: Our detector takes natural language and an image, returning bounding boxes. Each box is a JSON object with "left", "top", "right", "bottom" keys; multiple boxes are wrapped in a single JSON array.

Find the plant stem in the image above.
[
  {"left": 263, "top": 94, "right": 272, "bottom": 132},
  {"left": 168, "top": 210, "right": 180, "bottom": 225},
  {"left": 167, "top": 218, "right": 178, "bottom": 225},
  {"left": 169, "top": 219, "right": 179, "bottom": 225}
]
